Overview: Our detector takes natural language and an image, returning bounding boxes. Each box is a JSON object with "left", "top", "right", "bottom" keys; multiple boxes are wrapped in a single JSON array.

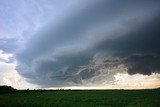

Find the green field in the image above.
[{"left": 0, "top": 89, "right": 159, "bottom": 107}]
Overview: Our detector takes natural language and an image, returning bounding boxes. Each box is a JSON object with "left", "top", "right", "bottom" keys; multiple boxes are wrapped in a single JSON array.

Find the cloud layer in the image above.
[{"left": 1, "top": 0, "right": 160, "bottom": 88}]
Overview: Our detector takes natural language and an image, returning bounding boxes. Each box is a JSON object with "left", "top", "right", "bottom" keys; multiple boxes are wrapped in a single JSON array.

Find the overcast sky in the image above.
[{"left": 0, "top": 0, "right": 160, "bottom": 89}]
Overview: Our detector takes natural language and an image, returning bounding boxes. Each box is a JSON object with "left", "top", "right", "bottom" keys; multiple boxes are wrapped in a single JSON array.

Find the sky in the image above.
[{"left": 0, "top": 0, "right": 160, "bottom": 89}]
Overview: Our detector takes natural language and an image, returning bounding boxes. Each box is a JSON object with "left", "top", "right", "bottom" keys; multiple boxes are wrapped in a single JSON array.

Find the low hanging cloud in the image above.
[{"left": 15, "top": 0, "right": 160, "bottom": 87}]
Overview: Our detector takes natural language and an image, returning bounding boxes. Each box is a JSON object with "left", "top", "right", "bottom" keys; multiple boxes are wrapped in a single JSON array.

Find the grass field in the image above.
[{"left": 0, "top": 89, "right": 159, "bottom": 107}]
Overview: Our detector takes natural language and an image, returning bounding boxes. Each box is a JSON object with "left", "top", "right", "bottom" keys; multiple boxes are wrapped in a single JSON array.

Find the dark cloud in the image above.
[
  {"left": 95, "top": 12, "right": 160, "bottom": 75},
  {"left": 124, "top": 54, "right": 160, "bottom": 75},
  {"left": 15, "top": 0, "right": 160, "bottom": 87},
  {"left": 96, "top": 12, "right": 160, "bottom": 51}
]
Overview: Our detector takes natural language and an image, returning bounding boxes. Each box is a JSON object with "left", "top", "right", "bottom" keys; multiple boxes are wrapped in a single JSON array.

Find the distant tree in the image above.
[
  {"left": 0, "top": 85, "right": 17, "bottom": 94},
  {"left": 24, "top": 88, "right": 30, "bottom": 93}
]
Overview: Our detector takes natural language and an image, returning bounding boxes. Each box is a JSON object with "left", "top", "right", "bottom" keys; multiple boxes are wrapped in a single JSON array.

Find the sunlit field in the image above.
[{"left": 0, "top": 89, "right": 159, "bottom": 107}]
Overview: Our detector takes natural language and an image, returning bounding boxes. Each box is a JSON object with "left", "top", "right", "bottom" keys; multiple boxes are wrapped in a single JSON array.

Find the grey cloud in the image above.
[
  {"left": 15, "top": 1, "right": 160, "bottom": 87},
  {"left": 124, "top": 54, "right": 160, "bottom": 75},
  {"left": 0, "top": 38, "right": 19, "bottom": 53},
  {"left": 95, "top": 12, "right": 160, "bottom": 75}
]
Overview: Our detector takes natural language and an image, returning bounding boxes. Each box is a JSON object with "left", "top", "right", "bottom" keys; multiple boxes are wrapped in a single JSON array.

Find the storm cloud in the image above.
[{"left": 14, "top": 0, "right": 160, "bottom": 87}]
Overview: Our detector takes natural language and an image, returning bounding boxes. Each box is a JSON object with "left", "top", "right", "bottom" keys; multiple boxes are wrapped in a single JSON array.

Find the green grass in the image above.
[{"left": 0, "top": 89, "right": 159, "bottom": 107}]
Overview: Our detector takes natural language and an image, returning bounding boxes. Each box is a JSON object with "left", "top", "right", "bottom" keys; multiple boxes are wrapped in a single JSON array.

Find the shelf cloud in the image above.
[{"left": 1, "top": 0, "right": 160, "bottom": 88}]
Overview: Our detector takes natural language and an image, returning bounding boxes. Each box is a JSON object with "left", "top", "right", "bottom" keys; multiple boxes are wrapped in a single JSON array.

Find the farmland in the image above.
[{"left": 0, "top": 89, "right": 159, "bottom": 107}]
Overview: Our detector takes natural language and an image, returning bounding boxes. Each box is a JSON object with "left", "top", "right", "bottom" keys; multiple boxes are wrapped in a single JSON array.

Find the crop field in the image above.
[{"left": 0, "top": 89, "right": 159, "bottom": 107}]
